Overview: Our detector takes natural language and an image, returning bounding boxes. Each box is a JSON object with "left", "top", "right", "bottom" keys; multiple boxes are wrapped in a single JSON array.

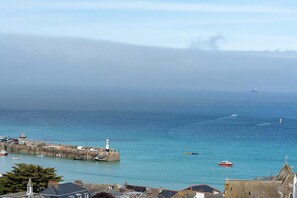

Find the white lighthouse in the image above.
[{"left": 105, "top": 139, "right": 110, "bottom": 151}]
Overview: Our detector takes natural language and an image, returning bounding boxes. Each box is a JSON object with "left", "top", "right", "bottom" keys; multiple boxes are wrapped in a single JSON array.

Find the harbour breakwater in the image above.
[{"left": 0, "top": 139, "right": 120, "bottom": 162}]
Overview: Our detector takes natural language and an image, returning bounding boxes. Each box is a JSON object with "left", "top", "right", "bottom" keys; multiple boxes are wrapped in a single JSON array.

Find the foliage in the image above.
[
  {"left": 93, "top": 192, "right": 115, "bottom": 198},
  {"left": 0, "top": 163, "right": 62, "bottom": 195},
  {"left": 0, "top": 184, "right": 5, "bottom": 195}
]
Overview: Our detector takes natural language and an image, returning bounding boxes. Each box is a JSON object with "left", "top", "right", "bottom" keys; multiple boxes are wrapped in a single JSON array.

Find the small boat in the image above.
[
  {"left": 19, "top": 133, "right": 27, "bottom": 139},
  {"left": 11, "top": 157, "right": 20, "bottom": 160},
  {"left": 73, "top": 157, "right": 87, "bottom": 161},
  {"left": 94, "top": 156, "right": 107, "bottom": 161},
  {"left": 89, "top": 148, "right": 97, "bottom": 152},
  {"left": 219, "top": 160, "right": 233, "bottom": 167},
  {"left": 184, "top": 152, "right": 198, "bottom": 155},
  {"left": 77, "top": 146, "right": 85, "bottom": 151},
  {"left": 36, "top": 154, "right": 44, "bottom": 157},
  {"left": 0, "top": 150, "right": 8, "bottom": 156},
  {"left": 0, "top": 136, "right": 7, "bottom": 142},
  {"left": 55, "top": 153, "right": 64, "bottom": 158}
]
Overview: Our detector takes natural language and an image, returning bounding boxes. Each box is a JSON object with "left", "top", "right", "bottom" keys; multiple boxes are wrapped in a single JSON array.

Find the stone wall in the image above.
[{"left": 0, "top": 141, "right": 120, "bottom": 162}]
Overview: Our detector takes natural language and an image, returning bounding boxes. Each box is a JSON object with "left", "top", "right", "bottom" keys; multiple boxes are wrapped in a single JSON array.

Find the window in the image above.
[
  {"left": 76, "top": 193, "right": 82, "bottom": 198},
  {"left": 84, "top": 193, "right": 89, "bottom": 198}
]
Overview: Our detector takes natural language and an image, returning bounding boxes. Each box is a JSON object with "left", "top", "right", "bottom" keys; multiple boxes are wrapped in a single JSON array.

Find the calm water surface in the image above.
[{"left": 0, "top": 90, "right": 297, "bottom": 191}]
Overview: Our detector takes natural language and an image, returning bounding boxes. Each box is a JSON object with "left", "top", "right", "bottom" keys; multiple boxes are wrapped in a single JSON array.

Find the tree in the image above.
[
  {"left": 0, "top": 163, "right": 62, "bottom": 195},
  {"left": 0, "top": 185, "right": 5, "bottom": 195},
  {"left": 92, "top": 192, "right": 115, "bottom": 198}
]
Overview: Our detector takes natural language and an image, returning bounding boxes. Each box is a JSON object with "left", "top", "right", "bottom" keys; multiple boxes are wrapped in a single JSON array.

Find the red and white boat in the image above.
[
  {"left": 219, "top": 160, "right": 233, "bottom": 167},
  {"left": 0, "top": 150, "right": 8, "bottom": 156}
]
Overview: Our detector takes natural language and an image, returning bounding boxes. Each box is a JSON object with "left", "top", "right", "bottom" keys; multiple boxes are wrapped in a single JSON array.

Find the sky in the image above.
[{"left": 1, "top": 0, "right": 297, "bottom": 50}]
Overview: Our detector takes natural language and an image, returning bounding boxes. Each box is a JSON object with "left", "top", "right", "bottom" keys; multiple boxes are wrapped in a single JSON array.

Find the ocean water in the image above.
[{"left": 0, "top": 90, "right": 297, "bottom": 191}]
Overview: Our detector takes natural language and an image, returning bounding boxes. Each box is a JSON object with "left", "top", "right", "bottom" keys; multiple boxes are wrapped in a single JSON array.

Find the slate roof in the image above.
[
  {"left": 40, "top": 182, "right": 90, "bottom": 198},
  {"left": 157, "top": 189, "right": 178, "bottom": 198},
  {"left": 182, "top": 184, "right": 221, "bottom": 193},
  {"left": 108, "top": 189, "right": 123, "bottom": 197}
]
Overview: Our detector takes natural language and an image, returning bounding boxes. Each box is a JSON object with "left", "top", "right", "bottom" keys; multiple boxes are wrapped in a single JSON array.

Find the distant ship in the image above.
[
  {"left": 279, "top": 118, "right": 283, "bottom": 125},
  {"left": 249, "top": 88, "right": 258, "bottom": 93}
]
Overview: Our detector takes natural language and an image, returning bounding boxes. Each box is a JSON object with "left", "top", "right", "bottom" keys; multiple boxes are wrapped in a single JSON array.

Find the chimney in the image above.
[
  {"left": 48, "top": 180, "right": 59, "bottom": 188},
  {"left": 74, "top": 180, "right": 83, "bottom": 187}
]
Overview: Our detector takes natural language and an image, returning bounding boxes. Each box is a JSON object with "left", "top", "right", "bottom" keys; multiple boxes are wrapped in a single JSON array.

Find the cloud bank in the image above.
[{"left": 0, "top": 34, "right": 297, "bottom": 93}]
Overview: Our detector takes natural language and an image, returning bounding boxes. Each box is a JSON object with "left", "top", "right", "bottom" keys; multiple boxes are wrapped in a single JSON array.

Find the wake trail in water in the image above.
[
  {"left": 167, "top": 114, "right": 238, "bottom": 138},
  {"left": 256, "top": 123, "right": 271, "bottom": 127}
]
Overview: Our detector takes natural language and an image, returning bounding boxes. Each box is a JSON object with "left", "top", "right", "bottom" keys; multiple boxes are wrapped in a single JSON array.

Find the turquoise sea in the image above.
[{"left": 0, "top": 89, "right": 297, "bottom": 191}]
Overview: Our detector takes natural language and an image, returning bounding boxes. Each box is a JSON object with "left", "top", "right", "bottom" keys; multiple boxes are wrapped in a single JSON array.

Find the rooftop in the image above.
[{"left": 40, "top": 182, "right": 89, "bottom": 197}]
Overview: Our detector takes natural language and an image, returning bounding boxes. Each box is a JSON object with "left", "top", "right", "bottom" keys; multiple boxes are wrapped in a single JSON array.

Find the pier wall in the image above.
[{"left": 0, "top": 141, "right": 120, "bottom": 162}]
